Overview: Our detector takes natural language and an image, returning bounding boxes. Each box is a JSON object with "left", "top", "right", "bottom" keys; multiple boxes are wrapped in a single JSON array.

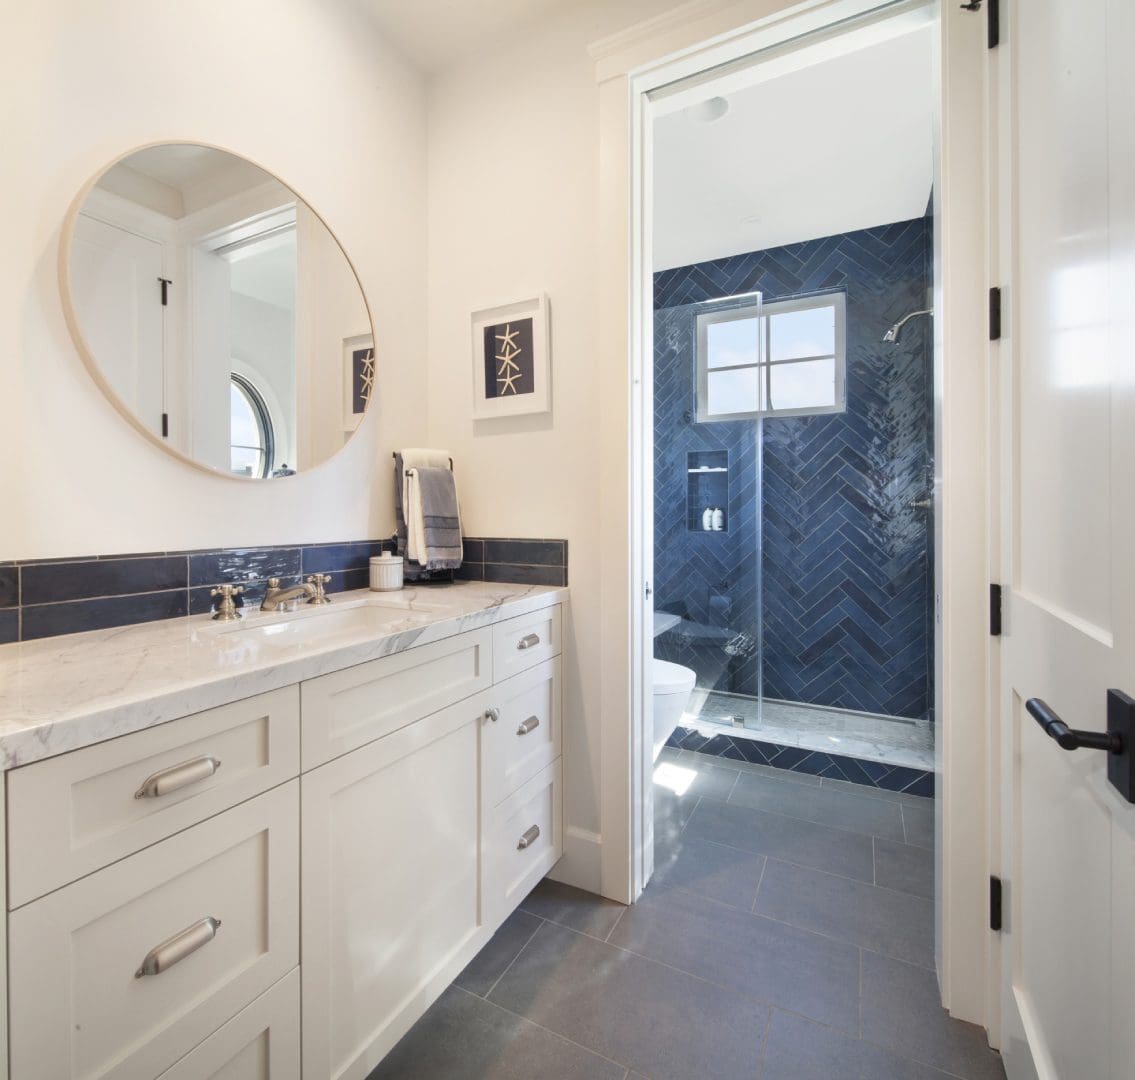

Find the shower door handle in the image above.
[{"left": 910, "top": 496, "right": 933, "bottom": 510}]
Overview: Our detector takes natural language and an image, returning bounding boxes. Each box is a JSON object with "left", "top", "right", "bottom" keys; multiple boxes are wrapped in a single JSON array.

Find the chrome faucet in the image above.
[{"left": 260, "top": 574, "right": 332, "bottom": 612}]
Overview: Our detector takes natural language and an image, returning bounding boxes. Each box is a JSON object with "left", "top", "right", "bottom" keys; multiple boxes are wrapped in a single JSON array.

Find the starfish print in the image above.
[
  {"left": 358, "top": 350, "right": 375, "bottom": 406},
  {"left": 495, "top": 324, "right": 520, "bottom": 352},
  {"left": 497, "top": 352, "right": 520, "bottom": 376},
  {"left": 497, "top": 368, "right": 521, "bottom": 394}
]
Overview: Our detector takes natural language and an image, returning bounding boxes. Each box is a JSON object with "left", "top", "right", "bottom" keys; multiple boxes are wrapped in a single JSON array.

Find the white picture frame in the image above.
[
  {"left": 342, "top": 333, "right": 374, "bottom": 431},
  {"left": 470, "top": 294, "right": 550, "bottom": 419}
]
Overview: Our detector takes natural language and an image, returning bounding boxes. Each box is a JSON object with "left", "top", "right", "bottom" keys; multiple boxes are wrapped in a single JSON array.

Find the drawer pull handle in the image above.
[
  {"left": 517, "top": 633, "right": 541, "bottom": 651},
  {"left": 135, "top": 916, "right": 222, "bottom": 978},
  {"left": 517, "top": 824, "right": 541, "bottom": 850},
  {"left": 485, "top": 707, "right": 501, "bottom": 723},
  {"left": 517, "top": 715, "right": 540, "bottom": 736},
  {"left": 135, "top": 756, "right": 222, "bottom": 799}
]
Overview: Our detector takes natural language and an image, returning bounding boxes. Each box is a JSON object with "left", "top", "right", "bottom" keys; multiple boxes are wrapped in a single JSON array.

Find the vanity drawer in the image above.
[
  {"left": 9, "top": 781, "right": 299, "bottom": 1080},
  {"left": 487, "top": 758, "right": 562, "bottom": 924},
  {"left": 492, "top": 604, "right": 561, "bottom": 682},
  {"left": 483, "top": 657, "right": 561, "bottom": 807},
  {"left": 301, "top": 625, "right": 492, "bottom": 768},
  {"left": 157, "top": 969, "right": 300, "bottom": 1080},
  {"left": 7, "top": 686, "right": 299, "bottom": 908}
]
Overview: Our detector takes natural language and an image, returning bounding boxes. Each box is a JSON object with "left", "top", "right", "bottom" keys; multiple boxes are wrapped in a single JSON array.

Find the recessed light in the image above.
[{"left": 685, "top": 96, "right": 730, "bottom": 124}]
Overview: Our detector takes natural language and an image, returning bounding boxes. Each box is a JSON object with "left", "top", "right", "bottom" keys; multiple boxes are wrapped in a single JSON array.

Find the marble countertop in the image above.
[{"left": 0, "top": 581, "right": 566, "bottom": 770}]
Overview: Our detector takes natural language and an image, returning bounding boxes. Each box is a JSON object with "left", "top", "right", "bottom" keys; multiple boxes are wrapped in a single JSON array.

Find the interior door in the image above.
[
  {"left": 71, "top": 213, "right": 165, "bottom": 434},
  {"left": 997, "top": 1, "right": 1135, "bottom": 1077}
]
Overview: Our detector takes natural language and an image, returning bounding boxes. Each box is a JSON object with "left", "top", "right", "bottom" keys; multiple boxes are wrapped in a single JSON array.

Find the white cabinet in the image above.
[
  {"left": 4, "top": 598, "right": 565, "bottom": 1080},
  {"left": 300, "top": 693, "right": 490, "bottom": 1080},
  {"left": 9, "top": 782, "right": 299, "bottom": 1080}
]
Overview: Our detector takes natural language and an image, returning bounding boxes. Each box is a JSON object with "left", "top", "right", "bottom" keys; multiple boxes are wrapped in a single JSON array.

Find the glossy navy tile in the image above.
[
  {"left": 21, "top": 556, "right": 188, "bottom": 605},
  {"left": 21, "top": 591, "right": 188, "bottom": 641},
  {"left": 668, "top": 726, "right": 933, "bottom": 799},
  {"left": 188, "top": 547, "right": 301, "bottom": 587},
  {"left": 483, "top": 539, "right": 566, "bottom": 567},
  {"left": 454, "top": 562, "right": 485, "bottom": 582},
  {"left": 462, "top": 538, "right": 485, "bottom": 564},
  {"left": 300, "top": 541, "right": 387, "bottom": 575},
  {"left": 483, "top": 563, "right": 566, "bottom": 587},
  {"left": 0, "top": 565, "right": 17, "bottom": 608},
  {"left": 0, "top": 609, "right": 17, "bottom": 644}
]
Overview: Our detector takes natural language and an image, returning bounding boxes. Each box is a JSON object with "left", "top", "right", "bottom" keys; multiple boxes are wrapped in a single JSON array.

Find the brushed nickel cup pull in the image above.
[
  {"left": 485, "top": 707, "right": 501, "bottom": 723},
  {"left": 517, "top": 633, "right": 540, "bottom": 650},
  {"left": 134, "top": 916, "right": 221, "bottom": 978},
  {"left": 517, "top": 825, "right": 541, "bottom": 850},
  {"left": 134, "top": 756, "right": 221, "bottom": 799},
  {"left": 517, "top": 715, "right": 540, "bottom": 736}
]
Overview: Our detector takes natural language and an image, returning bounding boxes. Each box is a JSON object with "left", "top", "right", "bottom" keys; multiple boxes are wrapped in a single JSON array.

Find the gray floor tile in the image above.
[
  {"left": 860, "top": 952, "right": 1006, "bottom": 1080},
  {"left": 520, "top": 879, "right": 626, "bottom": 940},
  {"left": 760, "top": 1009, "right": 956, "bottom": 1080},
  {"left": 490, "top": 920, "right": 769, "bottom": 1080},
  {"left": 730, "top": 770, "right": 906, "bottom": 841},
  {"left": 609, "top": 883, "right": 860, "bottom": 1033},
  {"left": 455, "top": 909, "right": 544, "bottom": 996},
  {"left": 655, "top": 753, "right": 740, "bottom": 802},
  {"left": 822, "top": 777, "right": 931, "bottom": 804},
  {"left": 874, "top": 838, "right": 934, "bottom": 899},
  {"left": 370, "top": 985, "right": 627, "bottom": 1079},
  {"left": 684, "top": 796, "right": 875, "bottom": 882},
  {"left": 682, "top": 750, "right": 822, "bottom": 786},
  {"left": 902, "top": 802, "right": 935, "bottom": 849},
  {"left": 754, "top": 859, "right": 934, "bottom": 969},
  {"left": 652, "top": 834, "right": 766, "bottom": 910}
]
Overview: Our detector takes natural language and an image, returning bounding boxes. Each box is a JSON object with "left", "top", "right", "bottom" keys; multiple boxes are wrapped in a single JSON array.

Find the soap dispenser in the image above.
[
  {"left": 702, "top": 507, "right": 714, "bottom": 531},
  {"left": 712, "top": 507, "right": 724, "bottom": 531}
]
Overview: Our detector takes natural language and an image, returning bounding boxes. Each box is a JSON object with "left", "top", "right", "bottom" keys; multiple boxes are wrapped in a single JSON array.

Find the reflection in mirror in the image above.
[{"left": 65, "top": 144, "right": 373, "bottom": 478}]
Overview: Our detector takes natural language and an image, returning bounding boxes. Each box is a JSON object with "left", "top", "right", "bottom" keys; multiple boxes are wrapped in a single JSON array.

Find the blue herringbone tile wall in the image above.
[{"left": 654, "top": 218, "right": 933, "bottom": 720}]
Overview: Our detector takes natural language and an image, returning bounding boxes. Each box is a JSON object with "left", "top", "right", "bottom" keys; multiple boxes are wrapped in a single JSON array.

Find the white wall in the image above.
[
  {"left": 425, "top": 0, "right": 691, "bottom": 886},
  {"left": 0, "top": 0, "right": 427, "bottom": 560}
]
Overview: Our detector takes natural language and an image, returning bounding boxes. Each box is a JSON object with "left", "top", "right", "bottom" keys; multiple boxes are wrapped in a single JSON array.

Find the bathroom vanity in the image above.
[{"left": 0, "top": 581, "right": 566, "bottom": 1079}]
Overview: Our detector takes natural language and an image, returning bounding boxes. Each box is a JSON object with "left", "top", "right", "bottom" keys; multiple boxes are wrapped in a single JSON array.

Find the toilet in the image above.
[{"left": 652, "top": 657, "right": 696, "bottom": 761}]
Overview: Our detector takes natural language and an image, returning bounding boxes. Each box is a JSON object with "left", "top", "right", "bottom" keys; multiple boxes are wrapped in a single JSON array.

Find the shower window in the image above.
[{"left": 696, "top": 291, "right": 846, "bottom": 422}]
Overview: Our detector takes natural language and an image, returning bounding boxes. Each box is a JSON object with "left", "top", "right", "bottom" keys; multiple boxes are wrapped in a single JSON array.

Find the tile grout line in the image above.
[
  {"left": 754, "top": 1006, "right": 774, "bottom": 1079},
  {"left": 481, "top": 914, "right": 546, "bottom": 1001},
  {"left": 454, "top": 984, "right": 633, "bottom": 1074},
  {"left": 749, "top": 855, "right": 768, "bottom": 915},
  {"left": 604, "top": 904, "right": 629, "bottom": 943}
]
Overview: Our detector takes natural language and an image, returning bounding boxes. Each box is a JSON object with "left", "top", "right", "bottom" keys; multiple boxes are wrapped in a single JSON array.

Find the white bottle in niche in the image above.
[
  {"left": 712, "top": 507, "right": 724, "bottom": 531},
  {"left": 702, "top": 507, "right": 714, "bottom": 531}
]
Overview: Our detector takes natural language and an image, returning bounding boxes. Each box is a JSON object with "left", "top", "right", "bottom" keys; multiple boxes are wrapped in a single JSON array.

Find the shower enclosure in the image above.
[{"left": 653, "top": 217, "right": 935, "bottom": 778}]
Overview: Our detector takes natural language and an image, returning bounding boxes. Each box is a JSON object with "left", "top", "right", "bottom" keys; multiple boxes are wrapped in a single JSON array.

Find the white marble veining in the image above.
[
  {"left": 0, "top": 582, "right": 565, "bottom": 771},
  {"left": 684, "top": 689, "right": 935, "bottom": 770}
]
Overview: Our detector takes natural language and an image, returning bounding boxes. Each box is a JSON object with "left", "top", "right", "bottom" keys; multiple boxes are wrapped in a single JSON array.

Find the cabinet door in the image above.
[
  {"left": 302, "top": 693, "right": 490, "bottom": 1080},
  {"left": 157, "top": 969, "right": 300, "bottom": 1080},
  {"left": 8, "top": 782, "right": 298, "bottom": 1080}
]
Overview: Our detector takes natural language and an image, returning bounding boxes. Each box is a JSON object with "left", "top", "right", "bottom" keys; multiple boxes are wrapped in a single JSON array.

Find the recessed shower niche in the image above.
[{"left": 686, "top": 450, "right": 729, "bottom": 532}]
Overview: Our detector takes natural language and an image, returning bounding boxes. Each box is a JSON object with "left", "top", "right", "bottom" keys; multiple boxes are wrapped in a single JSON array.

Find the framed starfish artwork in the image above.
[
  {"left": 342, "top": 333, "right": 375, "bottom": 430},
  {"left": 470, "top": 294, "right": 551, "bottom": 419}
]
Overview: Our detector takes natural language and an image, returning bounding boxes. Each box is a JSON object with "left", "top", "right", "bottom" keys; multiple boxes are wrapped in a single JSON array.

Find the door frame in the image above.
[{"left": 593, "top": 0, "right": 996, "bottom": 1030}]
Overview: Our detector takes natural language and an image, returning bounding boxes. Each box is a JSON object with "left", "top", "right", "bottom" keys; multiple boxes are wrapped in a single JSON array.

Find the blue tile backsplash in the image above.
[
  {"left": 654, "top": 218, "right": 934, "bottom": 721},
  {"left": 0, "top": 537, "right": 567, "bottom": 643}
]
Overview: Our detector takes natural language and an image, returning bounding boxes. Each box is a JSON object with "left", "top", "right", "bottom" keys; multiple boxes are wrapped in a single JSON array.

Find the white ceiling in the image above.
[
  {"left": 653, "top": 26, "right": 933, "bottom": 271},
  {"left": 362, "top": 0, "right": 568, "bottom": 72}
]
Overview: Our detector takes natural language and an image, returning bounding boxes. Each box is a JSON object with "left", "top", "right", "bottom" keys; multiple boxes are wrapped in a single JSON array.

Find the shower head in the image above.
[{"left": 883, "top": 308, "right": 934, "bottom": 343}]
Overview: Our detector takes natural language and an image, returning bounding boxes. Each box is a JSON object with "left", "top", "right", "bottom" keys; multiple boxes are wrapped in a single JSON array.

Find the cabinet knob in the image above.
[{"left": 484, "top": 707, "right": 501, "bottom": 723}]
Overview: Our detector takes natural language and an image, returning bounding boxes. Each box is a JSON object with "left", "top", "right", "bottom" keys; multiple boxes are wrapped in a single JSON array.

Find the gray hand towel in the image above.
[{"left": 410, "top": 467, "right": 463, "bottom": 571}]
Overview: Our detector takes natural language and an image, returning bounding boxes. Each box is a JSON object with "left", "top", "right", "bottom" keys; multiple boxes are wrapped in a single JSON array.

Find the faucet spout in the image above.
[{"left": 260, "top": 578, "right": 318, "bottom": 612}]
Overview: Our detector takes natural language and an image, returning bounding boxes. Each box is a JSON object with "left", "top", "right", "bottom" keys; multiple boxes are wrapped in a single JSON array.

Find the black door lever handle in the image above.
[{"left": 1025, "top": 698, "right": 1124, "bottom": 753}]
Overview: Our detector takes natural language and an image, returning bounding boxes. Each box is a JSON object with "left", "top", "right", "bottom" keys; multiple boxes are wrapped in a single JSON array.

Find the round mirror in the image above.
[{"left": 61, "top": 143, "right": 375, "bottom": 479}]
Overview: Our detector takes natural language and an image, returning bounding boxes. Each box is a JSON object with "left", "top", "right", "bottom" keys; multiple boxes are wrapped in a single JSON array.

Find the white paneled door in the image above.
[{"left": 998, "top": 1, "right": 1135, "bottom": 1078}]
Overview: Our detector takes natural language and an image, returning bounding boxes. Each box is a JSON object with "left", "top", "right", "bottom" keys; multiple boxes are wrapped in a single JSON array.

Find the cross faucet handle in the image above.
[
  {"left": 209, "top": 584, "right": 244, "bottom": 622},
  {"left": 306, "top": 573, "right": 332, "bottom": 604}
]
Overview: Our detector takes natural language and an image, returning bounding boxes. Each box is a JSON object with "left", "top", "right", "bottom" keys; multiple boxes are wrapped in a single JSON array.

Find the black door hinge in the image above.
[
  {"left": 989, "top": 286, "right": 1002, "bottom": 340},
  {"left": 158, "top": 277, "right": 172, "bottom": 306},
  {"left": 990, "top": 876, "right": 1003, "bottom": 931},
  {"left": 960, "top": 0, "right": 999, "bottom": 49},
  {"left": 161, "top": 412, "right": 169, "bottom": 438},
  {"left": 990, "top": 583, "right": 1002, "bottom": 636}
]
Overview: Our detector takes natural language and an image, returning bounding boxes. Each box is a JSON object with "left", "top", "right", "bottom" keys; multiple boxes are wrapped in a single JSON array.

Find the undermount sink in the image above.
[{"left": 199, "top": 601, "right": 430, "bottom": 649}]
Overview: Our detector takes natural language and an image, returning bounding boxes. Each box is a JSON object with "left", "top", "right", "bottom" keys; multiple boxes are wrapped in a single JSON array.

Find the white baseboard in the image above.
[{"left": 547, "top": 825, "right": 602, "bottom": 895}]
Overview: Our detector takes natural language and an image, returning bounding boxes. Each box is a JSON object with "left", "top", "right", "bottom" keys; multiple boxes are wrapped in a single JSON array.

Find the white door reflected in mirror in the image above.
[{"left": 63, "top": 143, "right": 375, "bottom": 479}]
